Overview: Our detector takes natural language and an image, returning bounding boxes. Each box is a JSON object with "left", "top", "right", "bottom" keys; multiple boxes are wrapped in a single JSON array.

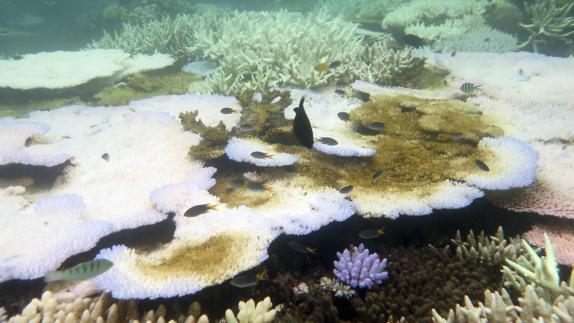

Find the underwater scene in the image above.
[{"left": 1, "top": 0, "right": 574, "bottom": 322}]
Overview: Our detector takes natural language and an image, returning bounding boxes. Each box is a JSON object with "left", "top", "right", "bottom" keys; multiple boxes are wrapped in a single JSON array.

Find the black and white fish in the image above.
[
  {"left": 317, "top": 137, "right": 338, "bottom": 146},
  {"left": 250, "top": 151, "right": 272, "bottom": 159},
  {"left": 44, "top": 259, "right": 113, "bottom": 282},
  {"left": 460, "top": 82, "right": 481, "bottom": 94},
  {"left": 337, "top": 112, "right": 350, "bottom": 122}
]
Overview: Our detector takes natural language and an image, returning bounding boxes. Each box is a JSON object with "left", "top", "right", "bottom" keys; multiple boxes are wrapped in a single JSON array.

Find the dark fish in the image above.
[
  {"left": 474, "top": 159, "right": 490, "bottom": 172},
  {"left": 338, "top": 185, "right": 353, "bottom": 194},
  {"left": 230, "top": 272, "right": 258, "bottom": 288},
  {"left": 44, "top": 259, "right": 113, "bottom": 282},
  {"left": 450, "top": 50, "right": 457, "bottom": 57},
  {"left": 317, "top": 137, "right": 338, "bottom": 146},
  {"left": 400, "top": 104, "right": 416, "bottom": 113},
  {"left": 247, "top": 182, "right": 268, "bottom": 192},
  {"left": 220, "top": 107, "right": 237, "bottom": 114},
  {"left": 460, "top": 82, "right": 480, "bottom": 94},
  {"left": 288, "top": 241, "right": 316, "bottom": 254},
  {"left": 372, "top": 170, "right": 384, "bottom": 182},
  {"left": 329, "top": 61, "right": 342, "bottom": 69},
  {"left": 230, "top": 177, "right": 245, "bottom": 188},
  {"left": 334, "top": 89, "right": 346, "bottom": 95},
  {"left": 250, "top": 151, "right": 272, "bottom": 159},
  {"left": 484, "top": 38, "right": 490, "bottom": 42},
  {"left": 358, "top": 228, "right": 385, "bottom": 240},
  {"left": 101, "top": 153, "right": 110, "bottom": 161},
  {"left": 184, "top": 204, "right": 217, "bottom": 217},
  {"left": 368, "top": 122, "right": 385, "bottom": 131},
  {"left": 355, "top": 91, "right": 370, "bottom": 102},
  {"left": 12, "top": 54, "right": 23, "bottom": 60},
  {"left": 24, "top": 137, "right": 33, "bottom": 147},
  {"left": 292, "top": 97, "right": 314, "bottom": 149},
  {"left": 239, "top": 123, "right": 253, "bottom": 132},
  {"left": 402, "top": 34, "right": 426, "bottom": 48},
  {"left": 337, "top": 112, "right": 350, "bottom": 122}
]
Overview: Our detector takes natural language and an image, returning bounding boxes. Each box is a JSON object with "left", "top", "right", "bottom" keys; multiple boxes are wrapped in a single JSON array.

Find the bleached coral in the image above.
[
  {"left": 225, "top": 297, "right": 280, "bottom": 323},
  {"left": 519, "top": 0, "right": 574, "bottom": 53},
  {"left": 0, "top": 49, "right": 174, "bottom": 90},
  {"left": 382, "top": 0, "right": 489, "bottom": 30},
  {"left": 224, "top": 137, "right": 299, "bottom": 167},
  {"left": 430, "top": 28, "right": 518, "bottom": 53},
  {"left": 525, "top": 223, "right": 574, "bottom": 266},
  {"left": 462, "top": 136, "right": 539, "bottom": 190}
]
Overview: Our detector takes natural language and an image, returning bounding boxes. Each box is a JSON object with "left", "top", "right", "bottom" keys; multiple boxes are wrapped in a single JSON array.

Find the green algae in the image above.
[
  {"left": 136, "top": 233, "right": 248, "bottom": 281},
  {"left": 92, "top": 70, "right": 200, "bottom": 106}
]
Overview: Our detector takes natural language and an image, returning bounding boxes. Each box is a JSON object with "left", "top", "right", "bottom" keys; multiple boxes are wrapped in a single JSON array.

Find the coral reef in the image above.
[
  {"left": 0, "top": 50, "right": 173, "bottom": 90},
  {"left": 333, "top": 243, "right": 388, "bottom": 289},
  {"left": 518, "top": 0, "right": 574, "bottom": 53},
  {"left": 525, "top": 222, "right": 574, "bottom": 266},
  {"left": 434, "top": 234, "right": 574, "bottom": 322},
  {"left": 225, "top": 297, "right": 280, "bottom": 323}
]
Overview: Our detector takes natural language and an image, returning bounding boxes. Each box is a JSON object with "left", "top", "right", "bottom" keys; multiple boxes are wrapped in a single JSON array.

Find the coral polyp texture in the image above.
[{"left": 333, "top": 243, "right": 388, "bottom": 289}]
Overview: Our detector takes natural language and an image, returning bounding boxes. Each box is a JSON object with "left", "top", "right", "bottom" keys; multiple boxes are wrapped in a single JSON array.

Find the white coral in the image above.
[{"left": 225, "top": 297, "right": 279, "bottom": 323}]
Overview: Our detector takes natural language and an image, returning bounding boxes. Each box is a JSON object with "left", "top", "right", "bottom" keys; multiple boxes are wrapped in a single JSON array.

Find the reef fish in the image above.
[
  {"left": 337, "top": 112, "right": 350, "bottom": 122},
  {"left": 184, "top": 204, "right": 217, "bottom": 217},
  {"left": 460, "top": 82, "right": 481, "bottom": 94},
  {"left": 288, "top": 241, "right": 316, "bottom": 254},
  {"left": 44, "top": 259, "right": 113, "bottom": 282},
  {"left": 247, "top": 182, "right": 269, "bottom": 192},
  {"left": 474, "top": 159, "right": 490, "bottom": 172},
  {"left": 334, "top": 89, "right": 346, "bottom": 95},
  {"left": 101, "top": 153, "right": 110, "bottom": 162},
  {"left": 24, "top": 137, "right": 33, "bottom": 147},
  {"left": 220, "top": 107, "right": 237, "bottom": 114},
  {"left": 358, "top": 228, "right": 385, "bottom": 240},
  {"left": 230, "top": 268, "right": 267, "bottom": 288},
  {"left": 368, "top": 122, "right": 385, "bottom": 132},
  {"left": 239, "top": 123, "right": 254, "bottom": 132},
  {"left": 250, "top": 151, "right": 272, "bottom": 159},
  {"left": 293, "top": 97, "right": 314, "bottom": 149},
  {"left": 338, "top": 185, "right": 353, "bottom": 194},
  {"left": 401, "top": 34, "right": 426, "bottom": 48},
  {"left": 317, "top": 137, "right": 338, "bottom": 146}
]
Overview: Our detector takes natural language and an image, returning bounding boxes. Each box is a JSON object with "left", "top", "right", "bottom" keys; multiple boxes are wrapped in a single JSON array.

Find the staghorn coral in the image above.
[
  {"left": 333, "top": 243, "right": 388, "bottom": 289},
  {"left": 434, "top": 235, "right": 574, "bottom": 322},
  {"left": 518, "top": 0, "right": 574, "bottom": 53},
  {"left": 525, "top": 222, "right": 574, "bottom": 266},
  {"left": 224, "top": 296, "right": 280, "bottom": 323}
]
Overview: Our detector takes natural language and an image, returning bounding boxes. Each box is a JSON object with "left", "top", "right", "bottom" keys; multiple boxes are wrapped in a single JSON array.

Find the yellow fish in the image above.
[{"left": 314, "top": 63, "right": 329, "bottom": 72}]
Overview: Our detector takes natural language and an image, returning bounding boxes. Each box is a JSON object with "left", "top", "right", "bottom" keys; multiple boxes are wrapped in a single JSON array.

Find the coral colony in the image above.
[{"left": 333, "top": 244, "right": 389, "bottom": 289}]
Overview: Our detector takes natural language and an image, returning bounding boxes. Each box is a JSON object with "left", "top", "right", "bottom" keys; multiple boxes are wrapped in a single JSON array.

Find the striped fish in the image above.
[
  {"left": 460, "top": 82, "right": 480, "bottom": 94},
  {"left": 44, "top": 259, "right": 113, "bottom": 282}
]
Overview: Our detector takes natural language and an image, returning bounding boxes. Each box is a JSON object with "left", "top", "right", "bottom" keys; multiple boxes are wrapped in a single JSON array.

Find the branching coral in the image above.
[
  {"left": 518, "top": 0, "right": 574, "bottom": 53},
  {"left": 333, "top": 243, "right": 389, "bottom": 289},
  {"left": 225, "top": 297, "right": 280, "bottom": 323}
]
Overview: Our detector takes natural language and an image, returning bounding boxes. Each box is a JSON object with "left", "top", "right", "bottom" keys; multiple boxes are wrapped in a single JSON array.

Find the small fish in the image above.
[
  {"left": 337, "top": 112, "right": 350, "bottom": 122},
  {"left": 250, "top": 151, "right": 272, "bottom": 159},
  {"left": 317, "top": 137, "right": 338, "bottom": 146},
  {"left": 400, "top": 104, "right": 416, "bottom": 113},
  {"left": 402, "top": 34, "right": 426, "bottom": 48},
  {"left": 184, "top": 204, "right": 217, "bottom": 217},
  {"left": 460, "top": 82, "right": 481, "bottom": 94},
  {"left": 338, "top": 185, "right": 353, "bottom": 194},
  {"left": 239, "top": 123, "right": 254, "bottom": 132},
  {"left": 230, "top": 272, "right": 258, "bottom": 288},
  {"left": 230, "top": 177, "right": 245, "bottom": 188},
  {"left": 247, "top": 182, "right": 269, "bottom": 192},
  {"left": 270, "top": 96, "right": 281, "bottom": 104},
  {"left": 314, "top": 63, "right": 329, "bottom": 72},
  {"left": 372, "top": 170, "right": 384, "bottom": 182},
  {"left": 368, "top": 122, "right": 385, "bottom": 132},
  {"left": 329, "top": 61, "right": 342, "bottom": 69},
  {"left": 450, "top": 50, "right": 457, "bottom": 57},
  {"left": 12, "top": 54, "right": 23, "bottom": 60},
  {"left": 474, "top": 159, "right": 490, "bottom": 172},
  {"left": 293, "top": 97, "right": 314, "bottom": 149},
  {"left": 355, "top": 91, "right": 370, "bottom": 102},
  {"left": 220, "top": 107, "right": 237, "bottom": 114},
  {"left": 101, "top": 153, "right": 110, "bottom": 162},
  {"left": 358, "top": 228, "right": 385, "bottom": 240},
  {"left": 334, "top": 89, "right": 346, "bottom": 95},
  {"left": 288, "top": 241, "right": 316, "bottom": 254},
  {"left": 43, "top": 0, "right": 56, "bottom": 5},
  {"left": 44, "top": 259, "right": 113, "bottom": 282},
  {"left": 24, "top": 137, "right": 33, "bottom": 147}
]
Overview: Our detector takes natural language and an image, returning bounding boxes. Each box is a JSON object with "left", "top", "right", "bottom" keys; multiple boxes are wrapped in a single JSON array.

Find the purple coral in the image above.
[{"left": 333, "top": 243, "right": 388, "bottom": 289}]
